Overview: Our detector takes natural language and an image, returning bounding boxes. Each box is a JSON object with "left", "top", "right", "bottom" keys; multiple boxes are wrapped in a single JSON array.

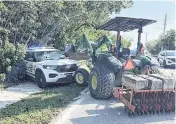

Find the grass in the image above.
[{"left": 0, "top": 84, "right": 85, "bottom": 124}]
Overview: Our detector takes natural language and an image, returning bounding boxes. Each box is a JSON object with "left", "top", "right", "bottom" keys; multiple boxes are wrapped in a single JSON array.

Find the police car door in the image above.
[{"left": 25, "top": 52, "right": 35, "bottom": 76}]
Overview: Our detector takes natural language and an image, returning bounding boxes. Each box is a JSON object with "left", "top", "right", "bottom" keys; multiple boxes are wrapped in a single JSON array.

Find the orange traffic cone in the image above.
[{"left": 124, "top": 58, "right": 135, "bottom": 70}]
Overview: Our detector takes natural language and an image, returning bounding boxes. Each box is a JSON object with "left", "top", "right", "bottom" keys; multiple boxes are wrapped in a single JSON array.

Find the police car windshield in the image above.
[{"left": 35, "top": 50, "right": 65, "bottom": 61}]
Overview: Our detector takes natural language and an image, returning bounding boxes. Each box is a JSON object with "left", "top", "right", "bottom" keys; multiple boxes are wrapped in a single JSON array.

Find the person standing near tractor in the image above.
[{"left": 137, "top": 43, "right": 152, "bottom": 70}]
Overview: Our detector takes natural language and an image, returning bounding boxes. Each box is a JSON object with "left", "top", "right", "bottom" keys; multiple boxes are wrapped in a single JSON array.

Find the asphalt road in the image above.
[
  {"left": 50, "top": 65, "right": 175, "bottom": 124},
  {"left": 50, "top": 89, "right": 175, "bottom": 124}
]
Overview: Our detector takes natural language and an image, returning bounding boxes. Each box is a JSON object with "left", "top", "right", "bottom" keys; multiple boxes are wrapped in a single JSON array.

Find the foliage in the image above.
[
  {"left": 81, "top": 28, "right": 132, "bottom": 48},
  {"left": 6, "top": 61, "right": 26, "bottom": 84},
  {"left": 0, "top": 73, "right": 6, "bottom": 82},
  {"left": 146, "top": 29, "right": 176, "bottom": 54},
  {"left": 0, "top": 41, "right": 26, "bottom": 73},
  {"left": 105, "top": 33, "right": 132, "bottom": 48},
  {"left": 0, "top": 73, "right": 6, "bottom": 88},
  {"left": 145, "top": 40, "right": 158, "bottom": 54},
  {"left": 159, "top": 29, "right": 176, "bottom": 50},
  {"left": 0, "top": 41, "right": 26, "bottom": 85},
  {"left": 121, "top": 37, "right": 132, "bottom": 48},
  {"left": 0, "top": 1, "right": 133, "bottom": 49}
]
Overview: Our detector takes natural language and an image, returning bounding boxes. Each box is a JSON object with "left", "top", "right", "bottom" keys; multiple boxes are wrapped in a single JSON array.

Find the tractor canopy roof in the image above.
[{"left": 96, "top": 17, "right": 157, "bottom": 32}]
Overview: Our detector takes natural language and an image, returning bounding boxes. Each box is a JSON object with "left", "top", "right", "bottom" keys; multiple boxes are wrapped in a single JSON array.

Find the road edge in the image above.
[{"left": 49, "top": 88, "right": 89, "bottom": 124}]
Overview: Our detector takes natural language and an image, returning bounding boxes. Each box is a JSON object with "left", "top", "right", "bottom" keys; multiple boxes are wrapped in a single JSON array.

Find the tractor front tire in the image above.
[
  {"left": 89, "top": 65, "right": 115, "bottom": 100},
  {"left": 74, "top": 68, "right": 89, "bottom": 86}
]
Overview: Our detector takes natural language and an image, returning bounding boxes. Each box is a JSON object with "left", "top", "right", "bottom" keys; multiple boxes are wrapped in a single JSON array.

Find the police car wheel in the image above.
[
  {"left": 163, "top": 60, "right": 167, "bottom": 68},
  {"left": 35, "top": 70, "right": 46, "bottom": 88}
]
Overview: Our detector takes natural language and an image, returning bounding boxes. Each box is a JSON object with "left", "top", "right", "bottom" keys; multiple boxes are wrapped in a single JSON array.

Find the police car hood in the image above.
[{"left": 39, "top": 59, "right": 78, "bottom": 65}]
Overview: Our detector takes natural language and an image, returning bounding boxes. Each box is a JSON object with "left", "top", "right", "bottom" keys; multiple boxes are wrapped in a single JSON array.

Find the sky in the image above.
[{"left": 110, "top": 0, "right": 175, "bottom": 49}]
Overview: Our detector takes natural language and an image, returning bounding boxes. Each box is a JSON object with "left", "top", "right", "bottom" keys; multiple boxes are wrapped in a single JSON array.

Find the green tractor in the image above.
[
  {"left": 65, "top": 17, "right": 157, "bottom": 100},
  {"left": 65, "top": 34, "right": 93, "bottom": 86},
  {"left": 65, "top": 34, "right": 116, "bottom": 87}
]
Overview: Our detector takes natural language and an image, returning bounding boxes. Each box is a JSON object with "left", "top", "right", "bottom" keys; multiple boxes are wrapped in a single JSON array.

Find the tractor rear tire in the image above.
[
  {"left": 89, "top": 65, "right": 115, "bottom": 100},
  {"left": 74, "top": 68, "right": 89, "bottom": 86}
]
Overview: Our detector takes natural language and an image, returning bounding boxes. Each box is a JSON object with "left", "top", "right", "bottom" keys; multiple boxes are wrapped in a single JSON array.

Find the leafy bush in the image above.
[
  {"left": 6, "top": 61, "right": 26, "bottom": 84},
  {"left": 0, "top": 73, "right": 6, "bottom": 82},
  {"left": 0, "top": 40, "right": 26, "bottom": 85},
  {"left": 0, "top": 40, "right": 26, "bottom": 73},
  {"left": 0, "top": 73, "right": 6, "bottom": 88}
]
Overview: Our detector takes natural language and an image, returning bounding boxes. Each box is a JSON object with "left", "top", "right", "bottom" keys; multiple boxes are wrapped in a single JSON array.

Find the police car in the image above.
[{"left": 24, "top": 47, "right": 78, "bottom": 88}]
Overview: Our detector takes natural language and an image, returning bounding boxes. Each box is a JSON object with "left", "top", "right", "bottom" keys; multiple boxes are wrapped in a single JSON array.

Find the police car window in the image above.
[{"left": 25, "top": 52, "right": 34, "bottom": 60}]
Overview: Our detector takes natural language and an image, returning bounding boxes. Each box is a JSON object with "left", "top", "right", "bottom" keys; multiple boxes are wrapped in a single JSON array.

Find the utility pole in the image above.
[
  {"left": 163, "top": 13, "right": 167, "bottom": 35},
  {"left": 161, "top": 13, "right": 167, "bottom": 50}
]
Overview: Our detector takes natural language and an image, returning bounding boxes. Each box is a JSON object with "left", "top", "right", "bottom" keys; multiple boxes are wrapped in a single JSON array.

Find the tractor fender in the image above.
[
  {"left": 78, "top": 65, "right": 91, "bottom": 73},
  {"left": 95, "top": 54, "right": 122, "bottom": 73}
]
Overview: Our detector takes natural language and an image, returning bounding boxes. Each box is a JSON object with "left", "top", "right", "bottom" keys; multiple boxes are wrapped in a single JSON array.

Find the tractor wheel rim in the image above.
[
  {"left": 76, "top": 72, "right": 84, "bottom": 84},
  {"left": 91, "top": 75, "right": 97, "bottom": 90}
]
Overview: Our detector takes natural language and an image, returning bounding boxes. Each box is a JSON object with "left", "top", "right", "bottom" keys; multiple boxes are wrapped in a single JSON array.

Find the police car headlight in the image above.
[{"left": 43, "top": 65, "right": 57, "bottom": 69}]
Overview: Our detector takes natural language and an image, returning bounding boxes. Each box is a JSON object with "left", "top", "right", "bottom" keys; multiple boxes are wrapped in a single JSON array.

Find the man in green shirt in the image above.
[{"left": 140, "top": 55, "right": 152, "bottom": 69}]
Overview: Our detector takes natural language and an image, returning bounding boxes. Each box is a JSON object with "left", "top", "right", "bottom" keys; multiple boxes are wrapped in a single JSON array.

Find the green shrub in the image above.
[
  {"left": 0, "top": 73, "right": 6, "bottom": 82},
  {"left": 0, "top": 40, "right": 26, "bottom": 74},
  {"left": 6, "top": 61, "right": 26, "bottom": 84},
  {"left": 0, "top": 41, "right": 26, "bottom": 85},
  {"left": 0, "top": 73, "right": 6, "bottom": 88}
]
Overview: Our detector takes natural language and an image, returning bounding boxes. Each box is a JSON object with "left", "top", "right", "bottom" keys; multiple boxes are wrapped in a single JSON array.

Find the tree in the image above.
[
  {"left": 146, "top": 29, "right": 176, "bottom": 54},
  {"left": 145, "top": 40, "right": 158, "bottom": 54},
  {"left": 109, "top": 34, "right": 132, "bottom": 48},
  {"left": 160, "top": 29, "right": 176, "bottom": 50},
  {"left": 0, "top": 1, "right": 133, "bottom": 48},
  {"left": 81, "top": 28, "right": 132, "bottom": 48}
]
